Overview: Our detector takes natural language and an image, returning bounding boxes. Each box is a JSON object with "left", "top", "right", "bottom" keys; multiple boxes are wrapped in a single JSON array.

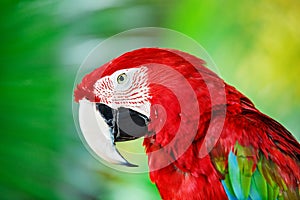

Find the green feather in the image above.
[
  {"left": 235, "top": 143, "right": 255, "bottom": 199},
  {"left": 258, "top": 156, "right": 281, "bottom": 199},
  {"left": 224, "top": 173, "right": 236, "bottom": 198},
  {"left": 249, "top": 169, "right": 267, "bottom": 199},
  {"left": 214, "top": 156, "right": 227, "bottom": 175}
]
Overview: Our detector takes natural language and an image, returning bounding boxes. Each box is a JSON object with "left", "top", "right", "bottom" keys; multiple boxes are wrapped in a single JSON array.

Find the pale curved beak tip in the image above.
[
  {"left": 79, "top": 99, "right": 136, "bottom": 166},
  {"left": 123, "top": 162, "right": 138, "bottom": 167}
]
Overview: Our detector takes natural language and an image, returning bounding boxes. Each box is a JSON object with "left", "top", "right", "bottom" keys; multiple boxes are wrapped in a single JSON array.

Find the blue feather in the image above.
[
  {"left": 222, "top": 180, "right": 238, "bottom": 200},
  {"left": 228, "top": 151, "right": 245, "bottom": 199}
]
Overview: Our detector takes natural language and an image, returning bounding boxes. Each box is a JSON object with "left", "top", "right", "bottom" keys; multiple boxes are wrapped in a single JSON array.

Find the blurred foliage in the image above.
[
  {"left": 0, "top": 0, "right": 299, "bottom": 200},
  {"left": 166, "top": 0, "right": 300, "bottom": 140},
  {"left": 0, "top": 0, "right": 162, "bottom": 199}
]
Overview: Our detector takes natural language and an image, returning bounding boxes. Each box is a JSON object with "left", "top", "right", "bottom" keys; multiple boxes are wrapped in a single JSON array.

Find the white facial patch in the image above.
[{"left": 94, "top": 66, "right": 151, "bottom": 117}]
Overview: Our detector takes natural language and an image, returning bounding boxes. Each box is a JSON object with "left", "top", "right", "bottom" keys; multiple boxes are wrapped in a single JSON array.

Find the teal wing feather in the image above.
[{"left": 223, "top": 148, "right": 253, "bottom": 200}]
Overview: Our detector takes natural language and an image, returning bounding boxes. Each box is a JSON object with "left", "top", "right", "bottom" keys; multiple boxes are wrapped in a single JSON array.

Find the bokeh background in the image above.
[{"left": 1, "top": 0, "right": 299, "bottom": 199}]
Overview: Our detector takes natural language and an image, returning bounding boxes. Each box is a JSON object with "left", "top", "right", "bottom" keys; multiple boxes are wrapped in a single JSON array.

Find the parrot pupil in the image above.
[{"left": 117, "top": 73, "right": 127, "bottom": 84}]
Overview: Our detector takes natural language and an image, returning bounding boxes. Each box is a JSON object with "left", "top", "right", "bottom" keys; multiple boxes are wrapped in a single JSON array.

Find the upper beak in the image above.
[{"left": 78, "top": 99, "right": 149, "bottom": 167}]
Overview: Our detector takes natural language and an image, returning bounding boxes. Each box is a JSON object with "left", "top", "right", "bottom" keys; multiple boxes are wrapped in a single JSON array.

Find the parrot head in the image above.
[
  {"left": 75, "top": 64, "right": 151, "bottom": 166},
  {"left": 74, "top": 48, "right": 219, "bottom": 167}
]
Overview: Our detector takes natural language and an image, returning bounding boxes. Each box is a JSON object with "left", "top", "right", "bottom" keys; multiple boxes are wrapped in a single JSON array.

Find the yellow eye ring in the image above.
[{"left": 117, "top": 73, "right": 128, "bottom": 84}]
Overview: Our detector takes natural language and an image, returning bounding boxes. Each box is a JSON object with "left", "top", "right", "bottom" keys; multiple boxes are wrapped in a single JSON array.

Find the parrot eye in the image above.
[{"left": 117, "top": 73, "right": 128, "bottom": 84}]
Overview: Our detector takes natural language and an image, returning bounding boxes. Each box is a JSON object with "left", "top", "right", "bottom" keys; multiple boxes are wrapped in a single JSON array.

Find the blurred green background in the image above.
[{"left": 1, "top": 0, "right": 299, "bottom": 199}]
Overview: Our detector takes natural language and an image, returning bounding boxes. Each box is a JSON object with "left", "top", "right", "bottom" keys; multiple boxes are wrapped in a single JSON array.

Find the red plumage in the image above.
[{"left": 75, "top": 48, "right": 300, "bottom": 199}]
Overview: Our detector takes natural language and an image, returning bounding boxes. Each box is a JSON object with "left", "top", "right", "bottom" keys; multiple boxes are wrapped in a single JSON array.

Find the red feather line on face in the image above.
[
  {"left": 74, "top": 48, "right": 300, "bottom": 200},
  {"left": 74, "top": 63, "right": 109, "bottom": 102}
]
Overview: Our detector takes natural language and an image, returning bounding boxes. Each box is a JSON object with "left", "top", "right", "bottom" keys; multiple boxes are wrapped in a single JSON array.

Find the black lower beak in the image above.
[{"left": 96, "top": 104, "right": 149, "bottom": 143}]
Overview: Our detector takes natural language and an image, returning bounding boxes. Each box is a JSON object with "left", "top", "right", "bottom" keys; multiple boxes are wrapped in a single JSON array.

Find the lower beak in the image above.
[{"left": 78, "top": 99, "right": 149, "bottom": 167}]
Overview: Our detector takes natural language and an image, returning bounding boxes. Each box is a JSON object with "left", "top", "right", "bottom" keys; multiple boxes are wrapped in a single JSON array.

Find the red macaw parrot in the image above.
[{"left": 74, "top": 48, "right": 300, "bottom": 199}]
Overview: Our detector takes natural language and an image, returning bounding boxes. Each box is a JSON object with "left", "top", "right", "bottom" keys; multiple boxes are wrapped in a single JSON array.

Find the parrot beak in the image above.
[{"left": 78, "top": 98, "right": 149, "bottom": 167}]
